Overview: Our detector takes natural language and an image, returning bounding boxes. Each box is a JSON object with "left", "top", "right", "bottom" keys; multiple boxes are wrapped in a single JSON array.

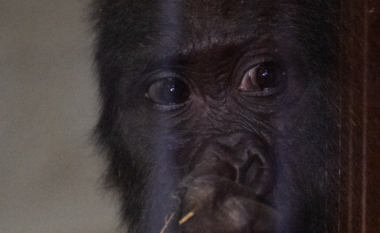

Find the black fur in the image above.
[{"left": 92, "top": 1, "right": 339, "bottom": 232}]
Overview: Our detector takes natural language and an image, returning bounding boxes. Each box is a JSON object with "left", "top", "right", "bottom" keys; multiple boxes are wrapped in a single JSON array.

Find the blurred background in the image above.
[{"left": 0, "top": 0, "right": 120, "bottom": 232}]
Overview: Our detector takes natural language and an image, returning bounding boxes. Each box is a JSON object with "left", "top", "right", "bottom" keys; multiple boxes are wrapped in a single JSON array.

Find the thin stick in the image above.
[
  {"left": 178, "top": 211, "right": 195, "bottom": 225},
  {"left": 160, "top": 213, "right": 175, "bottom": 233}
]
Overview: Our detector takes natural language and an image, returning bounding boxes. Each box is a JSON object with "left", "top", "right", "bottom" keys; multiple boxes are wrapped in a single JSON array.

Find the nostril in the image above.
[
  {"left": 234, "top": 148, "right": 273, "bottom": 197},
  {"left": 207, "top": 160, "right": 238, "bottom": 181},
  {"left": 244, "top": 157, "right": 273, "bottom": 197},
  {"left": 187, "top": 157, "right": 238, "bottom": 182},
  {"left": 186, "top": 132, "right": 274, "bottom": 197},
  {"left": 236, "top": 155, "right": 256, "bottom": 184}
]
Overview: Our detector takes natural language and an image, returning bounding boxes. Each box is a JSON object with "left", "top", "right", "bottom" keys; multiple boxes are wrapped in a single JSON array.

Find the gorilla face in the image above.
[{"left": 92, "top": 0, "right": 339, "bottom": 232}]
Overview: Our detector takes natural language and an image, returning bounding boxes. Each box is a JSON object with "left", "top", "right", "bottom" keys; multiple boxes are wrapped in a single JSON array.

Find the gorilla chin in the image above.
[{"left": 92, "top": 0, "right": 339, "bottom": 233}]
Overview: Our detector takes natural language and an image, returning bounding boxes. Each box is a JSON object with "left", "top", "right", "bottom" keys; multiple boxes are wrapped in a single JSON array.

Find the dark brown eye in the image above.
[
  {"left": 147, "top": 78, "right": 191, "bottom": 105},
  {"left": 238, "top": 62, "right": 280, "bottom": 92}
]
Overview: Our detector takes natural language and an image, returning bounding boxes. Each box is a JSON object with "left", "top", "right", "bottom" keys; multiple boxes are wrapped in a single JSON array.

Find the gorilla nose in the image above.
[
  {"left": 184, "top": 132, "right": 275, "bottom": 197},
  {"left": 176, "top": 132, "right": 275, "bottom": 231}
]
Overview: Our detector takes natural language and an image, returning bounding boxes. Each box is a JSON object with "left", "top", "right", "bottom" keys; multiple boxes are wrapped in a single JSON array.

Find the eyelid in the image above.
[
  {"left": 237, "top": 56, "right": 273, "bottom": 78},
  {"left": 144, "top": 70, "right": 181, "bottom": 90},
  {"left": 152, "top": 102, "right": 187, "bottom": 111},
  {"left": 144, "top": 71, "right": 192, "bottom": 110},
  {"left": 234, "top": 55, "right": 272, "bottom": 80},
  {"left": 238, "top": 65, "right": 261, "bottom": 91},
  {"left": 144, "top": 69, "right": 196, "bottom": 95},
  {"left": 235, "top": 59, "right": 285, "bottom": 96}
]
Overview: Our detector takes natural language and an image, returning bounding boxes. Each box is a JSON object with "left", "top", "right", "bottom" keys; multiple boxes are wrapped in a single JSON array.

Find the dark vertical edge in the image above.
[
  {"left": 364, "top": 0, "right": 380, "bottom": 231},
  {"left": 339, "top": 0, "right": 380, "bottom": 232},
  {"left": 361, "top": 0, "right": 369, "bottom": 232},
  {"left": 339, "top": 0, "right": 365, "bottom": 233}
]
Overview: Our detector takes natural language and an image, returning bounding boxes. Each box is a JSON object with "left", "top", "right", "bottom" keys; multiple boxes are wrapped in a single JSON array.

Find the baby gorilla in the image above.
[{"left": 92, "top": 0, "right": 339, "bottom": 232}]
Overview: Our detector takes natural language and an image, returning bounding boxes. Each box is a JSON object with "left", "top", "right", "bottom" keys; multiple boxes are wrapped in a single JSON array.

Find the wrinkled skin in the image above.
[{"left": 92, "top": 0, "right": 339, "bottom": 233}]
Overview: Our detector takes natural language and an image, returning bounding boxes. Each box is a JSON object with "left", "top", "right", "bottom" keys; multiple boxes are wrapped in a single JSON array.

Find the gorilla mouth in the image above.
[
  {"left": 174, "top": 175, "right": 275, "bottom": 233},
  {"left": 171, "top": 134, "right": 276, "bottom": 233}
]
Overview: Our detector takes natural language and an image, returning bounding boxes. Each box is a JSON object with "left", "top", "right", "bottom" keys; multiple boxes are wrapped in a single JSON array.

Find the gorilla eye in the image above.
[
  {"left": 238, "top": 62, "right": 280, "bottom": 92},
  {"left": 146, "top": 78, "right": 191, "bottom": 105}
]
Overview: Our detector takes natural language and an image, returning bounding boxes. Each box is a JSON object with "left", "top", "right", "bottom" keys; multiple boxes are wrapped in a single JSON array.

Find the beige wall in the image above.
[{"left": 0, "top": 1, "right": 120, "bottom": 232}]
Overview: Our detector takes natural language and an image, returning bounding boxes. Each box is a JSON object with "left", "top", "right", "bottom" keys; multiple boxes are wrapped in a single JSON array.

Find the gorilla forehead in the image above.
[
  {"left": 159, "top": 0, "right": 280, "bottom": 46},
  {"left": 94, "top": 0, "right": 297, "bottom": 55}
]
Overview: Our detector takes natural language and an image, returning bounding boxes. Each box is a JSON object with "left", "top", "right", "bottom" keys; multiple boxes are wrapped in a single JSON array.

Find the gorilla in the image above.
[{"left": 91, "top": 0, "right": 340, "bottom": 232}]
